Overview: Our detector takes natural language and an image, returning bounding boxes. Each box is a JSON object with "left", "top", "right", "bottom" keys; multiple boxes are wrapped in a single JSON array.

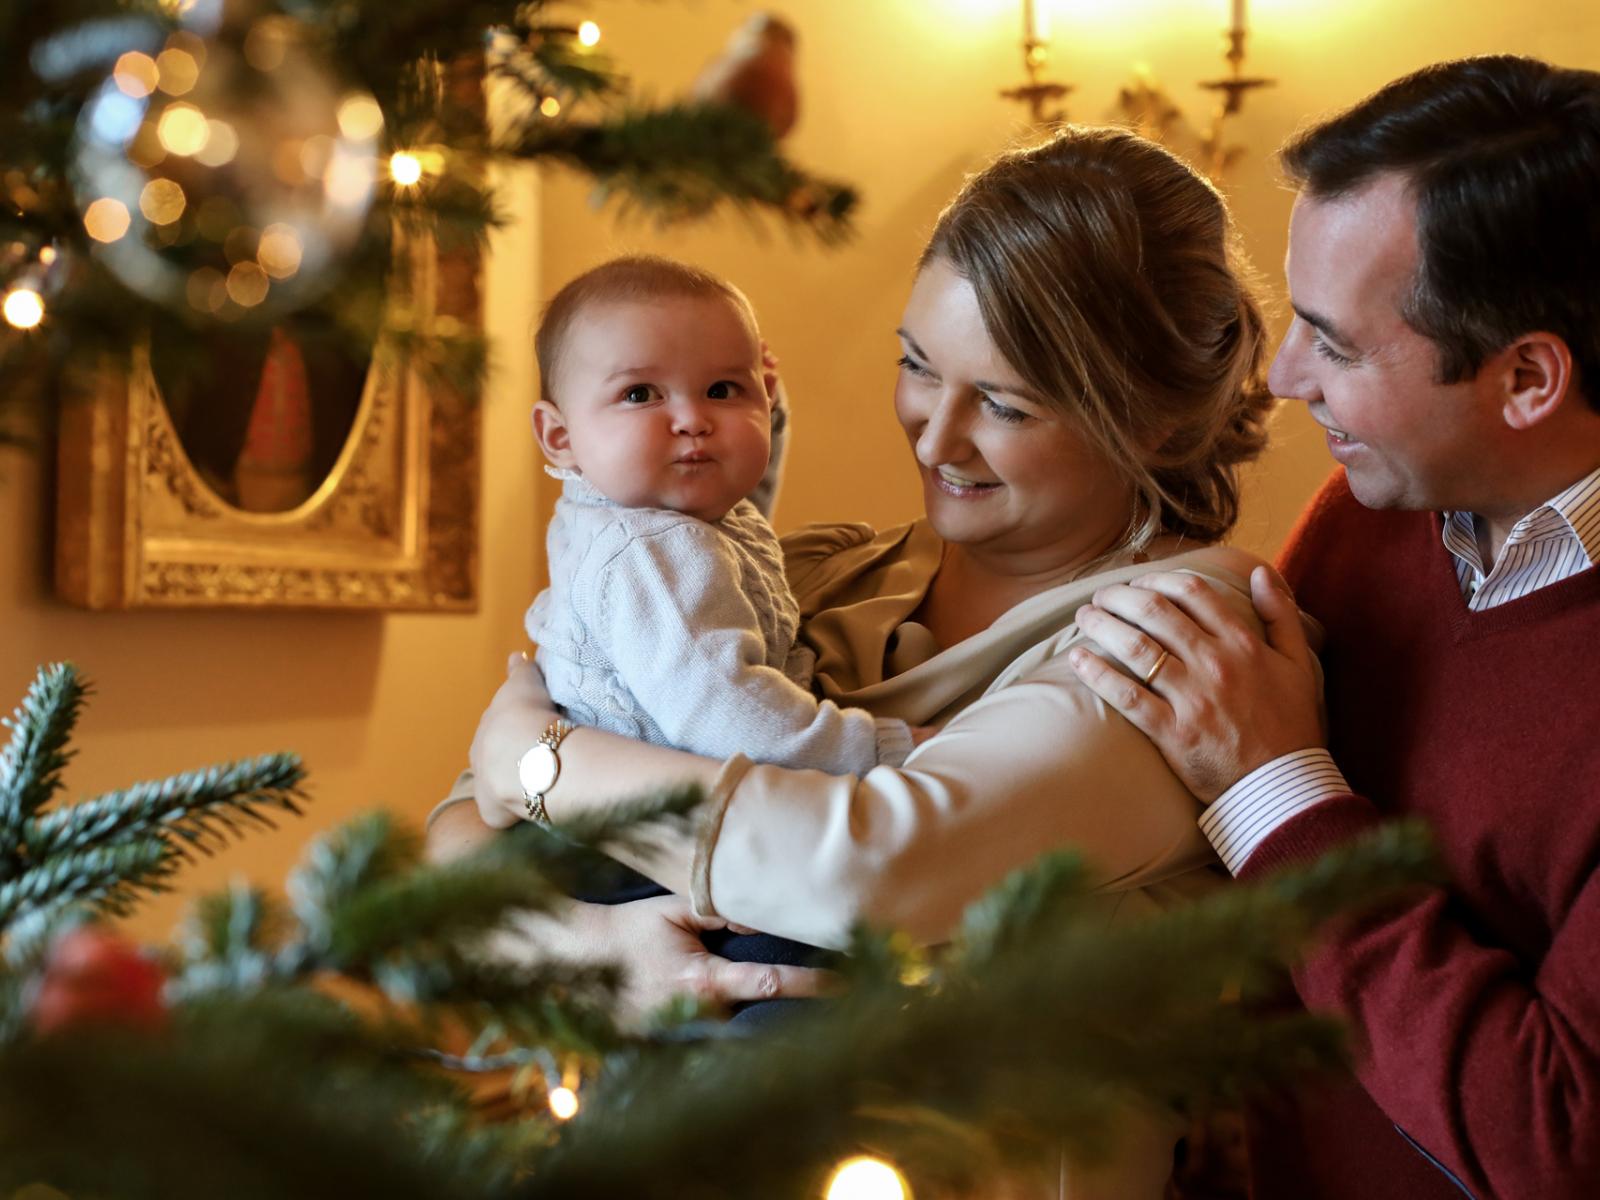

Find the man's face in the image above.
[{"left": 1267, "top": 174, "right": 1503, "bottom": 513}]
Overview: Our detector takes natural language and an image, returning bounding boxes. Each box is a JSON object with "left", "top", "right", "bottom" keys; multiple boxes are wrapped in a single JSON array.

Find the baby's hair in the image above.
[{"left": 536, "top": 255, "right": 757, "bottom": 406}]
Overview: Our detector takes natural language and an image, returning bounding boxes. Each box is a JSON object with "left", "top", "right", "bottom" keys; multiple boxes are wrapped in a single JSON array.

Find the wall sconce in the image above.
[{"left": 999, "top": 0, "right": 1274, "bottom": 181}]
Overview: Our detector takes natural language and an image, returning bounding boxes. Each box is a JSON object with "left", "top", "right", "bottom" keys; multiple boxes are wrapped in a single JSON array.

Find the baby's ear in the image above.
[{"left": 532, "top": 401, "right": 576, "bottom": 468}]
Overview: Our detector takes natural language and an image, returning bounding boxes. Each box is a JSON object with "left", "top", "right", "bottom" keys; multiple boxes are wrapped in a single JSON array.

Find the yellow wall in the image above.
[{"left": 3, "top": 1, "right": 1597, "bottom": 944}]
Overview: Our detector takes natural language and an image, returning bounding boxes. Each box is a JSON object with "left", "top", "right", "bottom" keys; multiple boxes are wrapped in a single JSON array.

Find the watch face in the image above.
[{"left": 518, "top": 744, "right": 559, "bottom": 798}]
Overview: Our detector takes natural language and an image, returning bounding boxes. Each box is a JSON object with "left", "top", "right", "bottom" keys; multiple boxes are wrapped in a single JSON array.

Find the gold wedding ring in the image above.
[{"left": 1142, "top": 649, "right": 1171, "bottom": 687}]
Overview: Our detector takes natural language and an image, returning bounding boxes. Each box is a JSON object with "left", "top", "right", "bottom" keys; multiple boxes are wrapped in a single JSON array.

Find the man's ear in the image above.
[
  {"left": 1497, "top": 332, "right": 1574, "bottom": 431},
  {"left": 532, "top": 401, "right": 577, "bottom": 469}
]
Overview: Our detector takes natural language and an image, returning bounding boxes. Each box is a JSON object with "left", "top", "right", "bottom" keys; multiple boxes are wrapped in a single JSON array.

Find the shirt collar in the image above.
[{"left": 1442, "top": 462, "right": 1600, "bottom": 571}]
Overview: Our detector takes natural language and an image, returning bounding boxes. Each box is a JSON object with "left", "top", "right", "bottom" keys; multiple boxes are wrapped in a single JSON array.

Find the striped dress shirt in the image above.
[{"left": 1201, "top": 464, "right": 1600, "bottom": 874}]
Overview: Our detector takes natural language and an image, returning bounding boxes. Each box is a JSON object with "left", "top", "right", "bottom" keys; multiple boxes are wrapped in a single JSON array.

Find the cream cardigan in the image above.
[{"left": 684, "top": 519, "right": 1256, "bottom": 950}]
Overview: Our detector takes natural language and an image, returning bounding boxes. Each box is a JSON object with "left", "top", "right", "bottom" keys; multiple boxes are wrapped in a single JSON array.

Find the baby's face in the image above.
[{"left": 541, "top": 294, "right": 772, "bottom": 522}]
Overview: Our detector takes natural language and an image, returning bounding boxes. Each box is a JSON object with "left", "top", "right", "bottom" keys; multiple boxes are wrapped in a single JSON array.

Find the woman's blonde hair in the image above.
[{"left": 921, "top": 126, "right": 1273, "bottom": 549}]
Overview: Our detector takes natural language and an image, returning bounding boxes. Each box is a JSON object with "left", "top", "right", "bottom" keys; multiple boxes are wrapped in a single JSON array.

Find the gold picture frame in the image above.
[{"left": 53, "top": 232, "right": 479, "bottom": 612}]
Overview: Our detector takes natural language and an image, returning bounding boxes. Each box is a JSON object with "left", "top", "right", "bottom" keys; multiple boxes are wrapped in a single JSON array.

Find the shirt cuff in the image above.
[{"left": 1198, "top": 748, "right": 1352, "bottom": 875}]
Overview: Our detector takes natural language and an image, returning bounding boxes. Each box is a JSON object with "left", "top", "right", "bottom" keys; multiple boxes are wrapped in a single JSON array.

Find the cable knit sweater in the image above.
[
  {"left": 526, "top": 474, "right": 913, "bottom": 773},
  {"left": 1242, "top": 471, "right": 1600, "bottom": 1200}
]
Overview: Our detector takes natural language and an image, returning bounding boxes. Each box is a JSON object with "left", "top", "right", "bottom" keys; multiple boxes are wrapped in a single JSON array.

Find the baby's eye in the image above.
[
  {"left": 622, "top": 384, "right": 656, "bottom": 405},
  {"left": 706, "top": 380, "right": 739, "bottom": 400}
]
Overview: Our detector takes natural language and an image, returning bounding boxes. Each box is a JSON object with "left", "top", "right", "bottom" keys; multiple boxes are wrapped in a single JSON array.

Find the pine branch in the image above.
[
  {"left": 0, "top": 836, "right": 178, "bottom": 927},
  {"left": 0, "top": 663, "right": 88, "bottom": 842},
  {"left": 23, "top": 753, "right": 307, "bottom": 862},
  {"left": 326, "top": 859, "right": 565, "bottom": 964},
  {"left": 503, "top": 102, "right": 859, "bottom": 243}
]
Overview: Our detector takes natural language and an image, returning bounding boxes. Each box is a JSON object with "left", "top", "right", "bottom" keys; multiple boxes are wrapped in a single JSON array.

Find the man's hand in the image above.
[{"left": 1067, "top": 565, "right": 1325, "bottom": 802}]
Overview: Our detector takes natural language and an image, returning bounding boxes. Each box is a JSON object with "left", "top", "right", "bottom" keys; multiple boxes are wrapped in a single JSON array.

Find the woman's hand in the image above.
[
  {"left": 490, "top": 896, "right": 836, "bottom": 1027},
  {"left": 469, "top": 653, "right": 558, "bottom": 829}
]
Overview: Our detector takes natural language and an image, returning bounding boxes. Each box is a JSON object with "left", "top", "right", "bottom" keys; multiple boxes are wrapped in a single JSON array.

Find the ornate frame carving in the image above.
[{"left": 53, "top": 231, "right": 479, "bottom": 612}]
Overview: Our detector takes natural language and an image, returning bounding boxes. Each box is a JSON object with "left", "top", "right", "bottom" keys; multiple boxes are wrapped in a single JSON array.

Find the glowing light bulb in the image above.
[
  {"left": 578, "top": 21, "right": 601, "bottom": 47},
  {"left": 548, "top": 1086, "right": 580, "bottom": 1121},
  {"left": 825, "top": 1156, "right": 909, "bottom": 1200},
  {"left": 388, "top": 152, "right": 423, "bottom": 186},
  {"left": 539, "top": 96, "right": 562, "bottom": 117},
  {"left": 3, "top": 287, "right": 44, "bottom": 330}
]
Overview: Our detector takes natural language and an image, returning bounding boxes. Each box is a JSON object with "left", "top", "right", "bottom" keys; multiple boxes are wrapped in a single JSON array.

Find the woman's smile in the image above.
[{"left": 930, "top": 465, "right": 1001, "bottom": 497}]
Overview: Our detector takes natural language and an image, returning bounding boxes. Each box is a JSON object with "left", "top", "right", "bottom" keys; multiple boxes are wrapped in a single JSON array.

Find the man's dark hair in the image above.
[{"left": 1281, "top": 55, "right": 1600, "bottom": 406}]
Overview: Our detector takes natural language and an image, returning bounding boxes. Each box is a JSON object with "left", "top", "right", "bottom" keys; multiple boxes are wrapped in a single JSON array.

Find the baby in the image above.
[{"left": 525, "top": 255, "right": 915, "bottom": 775}]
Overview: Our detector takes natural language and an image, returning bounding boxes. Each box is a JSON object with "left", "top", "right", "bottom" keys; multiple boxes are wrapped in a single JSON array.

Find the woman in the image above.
[{"left": 431, "top": 126, "right": 1274, "bottom": 1155}]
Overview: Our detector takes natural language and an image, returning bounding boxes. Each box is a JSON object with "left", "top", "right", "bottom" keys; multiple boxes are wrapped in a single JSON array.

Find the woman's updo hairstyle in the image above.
[{"left": 921, "top": 126, "right": 1273, "bottom": 549}]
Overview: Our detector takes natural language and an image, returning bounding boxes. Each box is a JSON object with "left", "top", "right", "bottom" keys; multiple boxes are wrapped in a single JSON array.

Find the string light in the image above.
[
  {"left": 824, "top": 1156, "right": 909, "bottom": 1200},
  {"left": 578, "top": 20, "right": 602, "bottom": 47},
  {"left": 539, "top": 96, "right": 561, "bottom": 117},
  {"left": 3, "top": 287, "right": 45, "bottom": 330},
  {"left": 388, "top": 152, "right": 423, "bottom": 186},
  {"left": 547, "top": 1085, "right": 580, "bottom": 1121}
]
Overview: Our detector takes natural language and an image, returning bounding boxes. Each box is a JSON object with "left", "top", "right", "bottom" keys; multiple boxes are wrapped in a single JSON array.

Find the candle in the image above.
[
  {"left": 1024, "top": 0, "right": 1049, "bottom": 45},
  {"left": 1230, "top": 0, "right": 1247, "bottom": 36}
]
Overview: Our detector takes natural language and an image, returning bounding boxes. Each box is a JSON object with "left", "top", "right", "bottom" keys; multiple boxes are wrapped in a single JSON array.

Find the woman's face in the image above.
[{"left": 894, "top": 257, "right": 1134, "bottom": 567}]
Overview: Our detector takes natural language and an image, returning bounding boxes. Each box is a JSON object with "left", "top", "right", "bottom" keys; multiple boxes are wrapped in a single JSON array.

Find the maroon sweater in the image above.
[{"left": 1243, "top": 471, "right": 1600, "bottom": 1200}]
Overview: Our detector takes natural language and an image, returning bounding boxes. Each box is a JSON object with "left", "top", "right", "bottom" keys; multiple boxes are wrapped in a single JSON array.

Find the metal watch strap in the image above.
[{"left": 524, "top": 719, "right": 574, "bottom": 824}]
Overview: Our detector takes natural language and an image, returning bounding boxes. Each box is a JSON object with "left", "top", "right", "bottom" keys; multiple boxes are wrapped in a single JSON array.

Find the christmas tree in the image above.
[
  {"left": 0, "top": 0, "right": 856, "bottom": 443},
  {"left": 0, "top": 663, "right": 1438, "bottom": 1197}
]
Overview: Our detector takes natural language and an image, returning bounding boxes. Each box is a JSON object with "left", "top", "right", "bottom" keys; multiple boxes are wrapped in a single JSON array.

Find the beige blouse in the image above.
[{"left": 687, "top": 519, "right": 1260, "bottom": 950}]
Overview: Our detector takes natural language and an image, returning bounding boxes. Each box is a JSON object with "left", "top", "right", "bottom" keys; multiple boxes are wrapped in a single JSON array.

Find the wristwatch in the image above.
[{"left": 518, "top": 719, "right": 574, "bottom": 824}]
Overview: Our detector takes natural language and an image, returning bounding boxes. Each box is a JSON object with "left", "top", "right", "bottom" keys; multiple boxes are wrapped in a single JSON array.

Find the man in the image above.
[{"left": 1069, "top": 56, "right": 1600, "bottom": 1200}]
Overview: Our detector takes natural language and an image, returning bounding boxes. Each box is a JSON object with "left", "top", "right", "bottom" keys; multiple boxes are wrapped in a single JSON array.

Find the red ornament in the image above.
[{"left": 31, "top": 927, "right": 169, "bottom": 1036}]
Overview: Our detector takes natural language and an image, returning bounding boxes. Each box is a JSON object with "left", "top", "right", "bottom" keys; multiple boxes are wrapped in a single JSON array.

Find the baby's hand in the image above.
[{"left": 759, "top": 340, "right": 781, "bottom": 410}]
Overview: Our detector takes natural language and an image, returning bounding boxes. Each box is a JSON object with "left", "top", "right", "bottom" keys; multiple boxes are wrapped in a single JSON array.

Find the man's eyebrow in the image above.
[{"left": 1294, "top": 305, "right": 1357, "bottom": 350}]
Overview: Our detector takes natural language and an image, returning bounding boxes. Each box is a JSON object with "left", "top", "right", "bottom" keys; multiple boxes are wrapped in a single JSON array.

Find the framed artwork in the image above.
[{"left": 53, "top": 230, "right": 479, "bottom": 612}]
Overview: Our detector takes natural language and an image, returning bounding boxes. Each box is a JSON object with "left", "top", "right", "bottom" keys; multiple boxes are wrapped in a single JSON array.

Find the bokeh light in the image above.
[
  {"left": 547, "top": 1086, "right": 579, "bottom": 1121},
  {"left": 83, "top": 197, "right": 132, "bottom": 242},
  {"left": 3, "top": 287, "right": 45, "bottom": 330},
  {"left": 824, "top": 1157, "right": 910, "bottom": 1200},
  {"left": 194, "top": 119, "right": 238, "bottom": 167},
  {"left": 157, "top": 103, "right": 210, "bottom": 156},
  {"left": 539, "top": 96, "right": 561, "bottom": 117},
  {"left": 388, "top": 152, "right": 423, "bottom": 186},
  {"left": 138, "top": 177, "right": 187, "bottom": 224},
  {"left": 113, "top": 52, "right": 159, "bottom": 98},
  {"left": 578, "top": 20, "right": 602, "bottom": 46},
  {"left": 257, "top": 223, "right": 303, "bottom": 279},
  {"left": 336, "top": 94, "right": 384, "bottom": 141},
  {"left": 225, "top": 260, "right": 269, "bottom": 307},
  {"left": 156, "top": 48, "right": 200, "bottom": 95}
]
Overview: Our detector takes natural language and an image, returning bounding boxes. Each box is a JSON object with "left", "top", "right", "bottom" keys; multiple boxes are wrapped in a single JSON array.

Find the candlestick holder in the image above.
[
  {"left": 998, "top": 34, "right": 1072, "bottom": 127},
  {"left": 1198, "top": 28, "right": 1275, "bottom": 179},
  {"left": 999, "top": 21, "right": 1275, "bottom": 182}
]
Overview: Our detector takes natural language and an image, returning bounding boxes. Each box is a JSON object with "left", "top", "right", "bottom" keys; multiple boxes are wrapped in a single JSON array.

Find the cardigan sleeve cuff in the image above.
[
  {"left": 1199, "top": 748, "right": 1354, "bottom": 874},
  {"left": 425, "top": 769, "right": 477, "bottom": 831},
  {"left": 690, "top": 753, "right": 755, "bottom": 919}
]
